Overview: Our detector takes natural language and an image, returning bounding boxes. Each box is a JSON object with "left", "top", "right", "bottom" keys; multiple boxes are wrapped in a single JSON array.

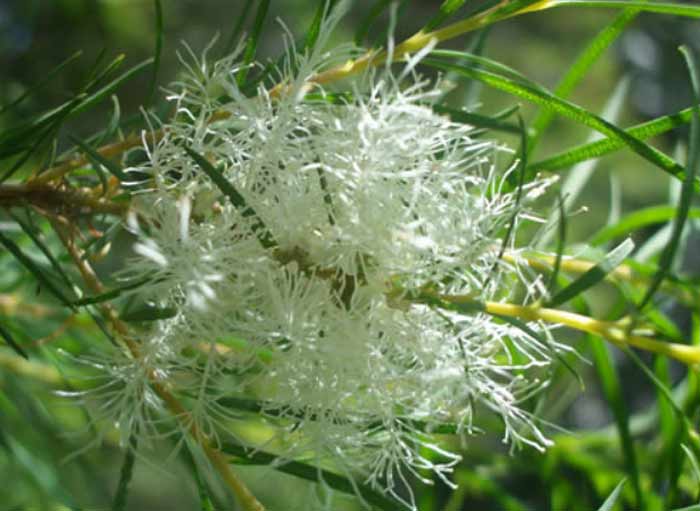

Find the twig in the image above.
[
  {"left": 29, "top": 132, "right": 157, "bottom": 185},
  {"left": 49, "top": 218, "right": 266, "bottom": 511},
  {"left": 0, "top": 183, "right": 127, "bottom": 216},
  {"left": 435, "top": 292, "right": 700, "bottom": 366},
  {"left": 28, "top": 0, "right": 540, "bottom": 186}
]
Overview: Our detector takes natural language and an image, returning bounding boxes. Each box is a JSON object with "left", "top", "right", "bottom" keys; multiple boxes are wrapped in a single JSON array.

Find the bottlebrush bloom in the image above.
[{"left": 102, "top": 13, "right": 562, "bottom": 509}]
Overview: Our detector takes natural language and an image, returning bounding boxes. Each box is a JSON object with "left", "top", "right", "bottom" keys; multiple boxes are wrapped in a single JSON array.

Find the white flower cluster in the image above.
[{"left": 100, "top": 20, "right": 558, "bottom": 509}]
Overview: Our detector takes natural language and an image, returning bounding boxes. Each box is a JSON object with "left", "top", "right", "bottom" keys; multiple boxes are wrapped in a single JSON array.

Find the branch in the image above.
[
  {"left": 49, "top": 218, "right": 266, "bottom": 511},
  {"left": 27, "top": 1, "right": 540, "bottom": 185},
  {"left": 434, "top": 292, "right": 700, "bottom": 366},
  {"left": 0, "top": 183, "right": 127, "bottom": 216},
  {"left": 29, "top": 132, "right": 157, "bottom": 185}
]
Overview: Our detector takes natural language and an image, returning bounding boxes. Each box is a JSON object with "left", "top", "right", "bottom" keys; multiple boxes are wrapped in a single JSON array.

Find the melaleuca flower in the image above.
[{"left": 99, "top": 12, "right": 563, "bottom": 509}]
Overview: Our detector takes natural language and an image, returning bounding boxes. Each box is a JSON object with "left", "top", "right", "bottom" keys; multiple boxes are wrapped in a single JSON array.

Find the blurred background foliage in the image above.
[{"left": 1, "top": 1, "right": 700, "bottom": 510}]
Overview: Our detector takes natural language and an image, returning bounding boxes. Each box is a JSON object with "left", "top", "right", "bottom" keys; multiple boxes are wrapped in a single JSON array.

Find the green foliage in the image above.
[
  {"left": 527, "top": 6, "right": 640, "bottom": 156},
  {"left": 548, "top": 238, "right": 634, "bottom": 307},
  {"left": 597, "top": 479, "right": 627, "bottom": 511},
  {"left": 70, "top": 136, "right": 129, "bottom": 181},
  {"left": 112, "top": 429, "right": 138, "bottom": 511},
  {"left": 237, "top": 0, "right": 271, "bottom": 87},
  {"left": 424, "top": 51, "right": 691, "bottom": 184},
  {"left": 149, "top": 0, "right": 164, "bottom": 105},
  {"left": 637, "top": 46, "right": 700, "bottom": 311},
  {"left": 2, "top": 2, "right": 700, "bottom": 510},
  {"left": 223, "top": 442, "right": 404, "bottom": 510}
]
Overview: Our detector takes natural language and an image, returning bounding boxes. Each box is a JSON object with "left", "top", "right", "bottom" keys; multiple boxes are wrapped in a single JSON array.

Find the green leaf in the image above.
[
  {"left": 0, "top": 322, "right": 28, "bottom": 359},
  {"left": 537, "top": 77, "right": 629, "bottom": 250},
  {"left": 0, "top": 231, "right": 75, "bottom": 309},
  {"left": 72, "top": 277, "right": 151, "bottom": 307},
  {"left": 548, "top": 0, "right": 700, "bottom": 19},
  {"left": 8, "top": 210, "right": 73, "bottom": 289},
  {"left": 458, "top": 28, "right": 494, "bottom": 104},
  {"left": 430, "top": 49, "right": 549, "bottom": 91},
  {"left": 237, "top": 0, "right": 270, "bottom": 87},
  {"left": 638, "top": 46, "right": 700, "bottom": 311},
  {"left": 0, "top": 50, "right": 82, "bottom": 117},
  {"left": 222, "top": 1, "right": 254, "bottom": 56},
  {"left": 620, "top": 342, "right": 699, "bottom": 504},
  {"left": 654, "top": 356, "right": 685, "bottom": 507},
  {"left": 120, "top": 304, "right": 177, "bottom": 322},
  {"left": 548, "top": 238, "right": 635, "bottom": 307},
  {"left": 71, "top": 58, "right": 154, "bottom": 119},
  {"left": 95, "top": 95, "right": 122, "bottom": 148},
  {"left": 354, "top": 0, "right": 393, "bottom": 46},
  {"left": 1, "top": 59, "right": 152, "bottom": 170},
  {"left": 547, "top": 194, "right": 567, "bottom": 296},
  {"left": 587, "top": 331, "right": 642, "bottom": 508},
  {"left": 0, "top": 93, "right": 86, "bottom": 181},
  {"left": 184, "top": 148, "right": 246, "bottom": 212},
  {"left": 184, "top": 146, "right": 275, "bottom": 247},
  {"left": 82, "top": 52, "right": 125, "bottom": 93},
  {"left": 530, "top": 105, "right": 696, "bottom": 174},
  {"left": 149, "top": 0, "right": 164, "bottom": 105},
  {"left": 111, "top": 429, "right": 138, "bottom": 511},
  {"left": 596, "top": 478, "right": 626, "bottom": 511},
  {"left": 423, "top": 0, "right": 468, "bottom": 32},
  {"left": 528, "top": 8, "right": 639, "bottom": 155},
  {"left": 424, "top": 53, "right": 691, "bottom": 185},
  {"left": 434, "top": 295, "right": 486, "bottom": 315},
  {"left": 623, "top": 345, "right": 684, "bottom": 416},
  {"left": 432, "top": 104, "right": 521, "bottom": 134},
  {"left": 1, "top": 129, "right": 54, "bottom": 182},
  {"left": 70, "top": 136, "right": 129, "bottom": 181},
  {"left": 0, "top": 94, "right": 78, "bottom": 153},
  {"left": 222, "top": 442, "right": 403, "bottom": 510},
  {"left": 681, "top": 443, "right": 700, "bottom": 499},
  {"left": 590, "top": 206, "right": 700, "bottom": 246},
  {"left": 179, "top": 443, "right": 216, "bottom": 511},
  {"left": 303, "top": 0, "right": 339, "bottom": 53},
  {"left": 216, "top": 395, "right": 460, "bottom": 435}
]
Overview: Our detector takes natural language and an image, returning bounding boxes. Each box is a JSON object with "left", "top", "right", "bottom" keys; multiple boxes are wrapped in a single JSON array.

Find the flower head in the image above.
[{"left": 106, "top": 11, "right": 560, "bottom": 508}]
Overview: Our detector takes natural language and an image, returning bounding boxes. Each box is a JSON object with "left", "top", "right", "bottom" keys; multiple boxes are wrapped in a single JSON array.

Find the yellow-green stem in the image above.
[
  {"left": 34, "top": 1, "right": 550, "bottom": 183},
  {"left": 272, "top": 0, "right": 548, "bottom": 94},
  {"left": 507, "top": 252, "right": 697, "bottom": 309},
  {"left": 441, "top": 295, "right": 700, "bottom": 366}
]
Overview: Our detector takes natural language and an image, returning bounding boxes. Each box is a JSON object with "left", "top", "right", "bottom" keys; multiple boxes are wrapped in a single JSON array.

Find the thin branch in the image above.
[
  {"left": 29, "top": 130, "right": 163, "bottom": 185},
  {"left": 28, "top": 1, "right": 540, "bottom": 185},
  {"left": 435, "top": 292, "right": 700, "bottom": 366},
  {"left": 49, "top": 218, "right": 266, "bottom": 511},
  {"left": 0, "top": 183, "right": 127, "bottom": 216}
]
